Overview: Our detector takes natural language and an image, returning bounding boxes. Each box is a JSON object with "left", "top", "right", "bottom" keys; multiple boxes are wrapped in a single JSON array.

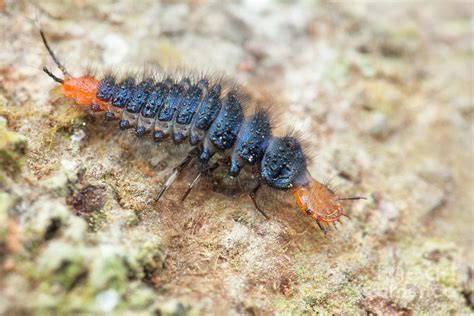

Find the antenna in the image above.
[
  {"left": 40, "top": 29, "right": 69, "bottom": 76},
  {"left": 42, "top": 67, "right": 63, "bottom": 83},
  {"left": 338, "top": 196, "right": 366, "bottom": 201}
]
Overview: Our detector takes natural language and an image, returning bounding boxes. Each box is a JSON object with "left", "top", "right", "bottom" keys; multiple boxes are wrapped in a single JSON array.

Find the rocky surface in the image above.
[{"left": 0, "top": 0, "right": 472, "bottom": 315}]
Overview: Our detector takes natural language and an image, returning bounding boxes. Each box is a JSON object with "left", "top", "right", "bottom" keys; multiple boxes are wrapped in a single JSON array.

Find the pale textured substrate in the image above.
[{"left": 0, "top": 0, "right": 472, "bottom": 315}]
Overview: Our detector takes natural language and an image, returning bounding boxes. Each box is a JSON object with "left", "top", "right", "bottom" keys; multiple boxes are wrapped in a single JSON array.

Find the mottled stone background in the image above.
[{"left": 0, "top": 0, "right": 472, "bottom": 314}]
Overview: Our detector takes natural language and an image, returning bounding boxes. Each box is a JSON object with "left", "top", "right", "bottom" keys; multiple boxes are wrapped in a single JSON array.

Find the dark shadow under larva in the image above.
[{"left": 40, "top": 30, "right": 364, "bottom": 234}]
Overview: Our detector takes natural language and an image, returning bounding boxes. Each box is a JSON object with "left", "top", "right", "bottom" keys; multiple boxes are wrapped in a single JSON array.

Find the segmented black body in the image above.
[{"left": 95, "top": 75, "right": 308, "bottom": 189}]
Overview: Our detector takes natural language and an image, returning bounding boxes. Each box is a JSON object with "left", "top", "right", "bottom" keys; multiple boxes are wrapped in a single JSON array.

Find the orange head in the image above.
[
  {"left": 62, "top": 75, "right": 99, "bottom": 106},
  {"left": 40, "top": 30, "right": 102, "bottom": 108},
  {"left": 43, "top": 66, "right": 101, "bottom": 108},
  {"left": 292, "top": 171, "right": 364, "bottom": 233}
]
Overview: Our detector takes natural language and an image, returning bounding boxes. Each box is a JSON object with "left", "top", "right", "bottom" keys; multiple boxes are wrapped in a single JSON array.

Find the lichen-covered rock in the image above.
[
  {"left": 156, "top": 299, "right": 197, "bottom": 316},
  {"left": 0, "top": 117, "right": 27, "bottom": 176},
  {"left": 1, "top": 187, "right": 170, "bottom": 314},
  {"left": 0, "top": 192, "right": 13, "bottom": 240},
  {"left": 22, "top": 197, "right": 75, "bottom": 242}
]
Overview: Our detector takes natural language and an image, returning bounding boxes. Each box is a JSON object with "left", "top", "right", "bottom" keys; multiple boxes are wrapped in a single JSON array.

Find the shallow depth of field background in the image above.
[{"left": 0, "top": 1, "right": 473, "bottom": 315}]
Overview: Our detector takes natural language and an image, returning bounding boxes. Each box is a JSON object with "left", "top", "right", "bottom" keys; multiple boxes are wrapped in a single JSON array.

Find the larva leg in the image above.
[
  {"left": 316, "top": 220, "right": 328, "bottom": 235},
  {"left": 180, "top": 172, "right": 202, "bottom": 202},
  {"left": 249, "top": 182, "right": 270, "bottom": 219},
  {"left": 156, "top": 147, "right": 199, "bottom": 201},
  {"left": 180, "top": 162, "right": 219, "bottom": 202}
]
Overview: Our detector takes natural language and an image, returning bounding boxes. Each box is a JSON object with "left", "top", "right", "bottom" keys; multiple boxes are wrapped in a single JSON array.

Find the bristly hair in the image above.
[
  {"left": 137, "top": 67, "right": 159, "bottom": 83},
  {"left": 100, "top": 67, "right": 120, "bottom": 81},
  {"left": 253, "top": 103, "right": 279, "bottom": 131},
  {"left": 191, "top": 68, "right": 218, "bottom": 86},
  {"left": 322, "top": 176, "right": 338, "bottom": 194},
  {"left": 159, "top": 65, "right": 200, "bottom": 86},
  {"left": 83, "top": 63, "right": 97, "bottom": 77},
  {"left": 217, "top": 79, "right": 251, "bottom": 114},
  {"left": 284, "top": 128, "right": 315, "bottom": 166},
  {"left": 253, "top": 103, "right": 272, "bottom": 119}
]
